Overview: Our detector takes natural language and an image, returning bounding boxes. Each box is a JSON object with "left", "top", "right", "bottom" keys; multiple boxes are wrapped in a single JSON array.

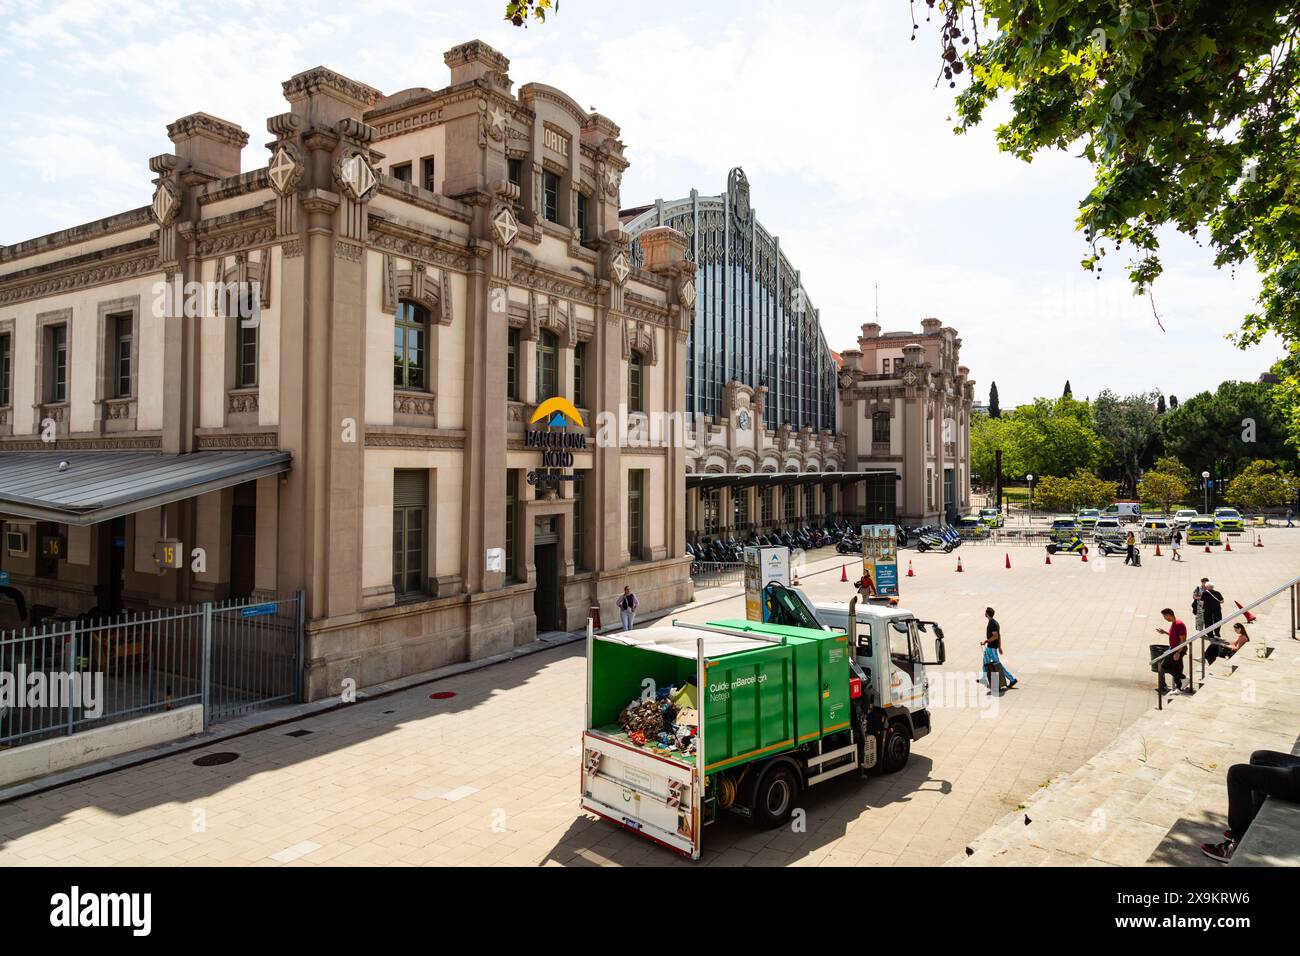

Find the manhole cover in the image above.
[
  {"left": 429, "top": 691, "right": 456, "bottom": 700},
  {"left": 285, "top": 729, "right": 313, "bottom": 738},
  {"left": 193, "top": 752, "right": 240, "bottom": 767}
]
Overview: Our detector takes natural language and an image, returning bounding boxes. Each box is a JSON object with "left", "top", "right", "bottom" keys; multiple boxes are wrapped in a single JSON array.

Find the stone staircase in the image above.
[{"left": 949, "top": 616, "right": 1300, "bottom": 867}]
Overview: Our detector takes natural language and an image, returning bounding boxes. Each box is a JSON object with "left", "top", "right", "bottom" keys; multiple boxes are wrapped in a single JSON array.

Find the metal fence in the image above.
[
  {"left": 0, "top": 592, "right": 302, "bottom": 749},
  {"left": 689, "top": 561, "right": 745, "bottom": 589}
]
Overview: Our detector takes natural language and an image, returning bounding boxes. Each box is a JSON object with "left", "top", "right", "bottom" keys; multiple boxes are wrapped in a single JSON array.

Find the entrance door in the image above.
[
  {"left": 943, "top": 468, "right": 956, "bottom": 523},
  {"left": 533, "top": 516, "right": 560, "bottom": 631},
  {"left": 229, "top": 482, "right": 258, "bottom": 599}
]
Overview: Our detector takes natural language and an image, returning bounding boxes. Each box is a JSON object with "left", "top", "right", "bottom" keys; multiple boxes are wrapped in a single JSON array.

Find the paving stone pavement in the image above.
[{"left": 0, "top": 531, "right": 1296, "bottom": 867}]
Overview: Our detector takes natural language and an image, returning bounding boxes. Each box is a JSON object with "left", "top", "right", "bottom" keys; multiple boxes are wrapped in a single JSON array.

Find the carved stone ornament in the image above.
[
  {"left": 492, "top": 205, "right": 520, "bottom": 247},
  {"left": 839, "top": 372, "right": 854, "bottom": 389},
  {"left": 679, "top": 277, "right": 697, "bottom": 310},
  {"left": 611, "top": 251, "right": 630, "bottom": 285},
  {"left": 334, "top": 151, "right": 377, "bottom": 201},
  {"left": 903, "top": 369, "right": 919, "bottom": 386},
  {"left": 151, "top": 180, "right": 180, "bottom": 226},
  {"left": 603, "top": 165, "right": 621, "bottom": 198},
  {"left": 485, "top": 105, "right": 508, "bottom": 141},
  {"left": 268, "top": 142, "right": 304, "bottom": 195}
]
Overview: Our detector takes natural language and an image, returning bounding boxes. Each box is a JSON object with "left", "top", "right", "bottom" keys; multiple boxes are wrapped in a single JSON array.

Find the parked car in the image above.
[
  {"left": 1186, "top": 518, "right": 1222, "bottom": 545},
  {"left": 1075, "top": 508, "right": 1101, "bottom": 530},
  {"left": 978, "top": 507, "right": 1004, "bottom": 528},
  {"left": 955, "top": 515, "right": 990, "bottom": 538},
  {"left": 1140, "top": 517, "right": 1171, "bottom": 543},
  {"left": 1050, "top": 517, "right": 1080, "bottom": 542},
  {"left": 1172, "top": 509, "right": 1199, "bottom": 530},
  {"left": 1102, "top": 501, "right": 1142, "bottom": 523},
  {"left": 1093, "top": 517, "right": 1125, "bottom": 547},
  {"left": 1214, "top": 507, "right": 1245, "bottom": 533}
]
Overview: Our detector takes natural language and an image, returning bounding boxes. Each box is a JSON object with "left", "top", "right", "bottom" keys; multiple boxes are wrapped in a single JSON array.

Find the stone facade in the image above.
[
  {"left": 0, "top": 40, "right": 694, "bottom": 699},
  {"left": 837, "top": 319, "right": 975, "bottom": 524}
]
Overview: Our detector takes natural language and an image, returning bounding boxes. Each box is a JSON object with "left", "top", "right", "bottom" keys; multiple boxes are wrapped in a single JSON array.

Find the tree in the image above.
[
  {"left": 1157, "top": 394, "right": 1167, "bottom": 415},
  {"left": 921, "top": 3, "right": 1300, "bottom": 451},
  {"left": 989, "top": 381, "right": 1001, "bottom": 418},
  {"left": 1062, "top": 380, "right": 1073, "bottom": 399},
  {"left": 1224, "top": 459, "right": 1298, "bottom": 511},
  {"left": 1009, "top": 396, "right": 1107, "bottom": 478},
  {"left": 1092, "top": 390, "right": 1162, "bottom": 496},
  {"left": 504, "top": 0, "right": 555, "bottom": 26},
  {"left": 1170, "top": 395, "right": 1179, "bottom": 411},
  {"left": 970, "top": 412, "right": 1020, "bottom": 486},
  {"left": 1137, "top": 469, "right": 1191, "bottom": 514},
  {"left": 1033, "top": 469, "right": 1118, "bottom": 512},
  {"left": 1158, "top": 380, "right": 1293, "bottom": 481}
]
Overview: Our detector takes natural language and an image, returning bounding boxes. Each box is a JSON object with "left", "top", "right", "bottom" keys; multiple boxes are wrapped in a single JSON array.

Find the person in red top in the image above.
[{"left": 1155, "top": 608, "right": 1188, "bottom": 694}]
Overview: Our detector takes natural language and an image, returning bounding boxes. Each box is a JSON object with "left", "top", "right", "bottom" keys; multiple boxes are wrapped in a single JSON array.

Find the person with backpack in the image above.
[
  {"left": 617, "top": 586, "right": 639, "bottom": 631},
  {"left": 1195, "top": 578, "right": 1224, "bottom": 640}
]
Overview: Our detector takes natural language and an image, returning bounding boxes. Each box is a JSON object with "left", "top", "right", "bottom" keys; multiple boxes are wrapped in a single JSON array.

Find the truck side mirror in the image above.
[{"left": 933, "top": 638, "right": 946, "bottom": 666}]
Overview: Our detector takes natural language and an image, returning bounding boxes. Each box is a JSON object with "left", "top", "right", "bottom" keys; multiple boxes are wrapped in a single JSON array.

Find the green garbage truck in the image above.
[{"left": 580, "top": 591, "right": 946, "bottom": 859}]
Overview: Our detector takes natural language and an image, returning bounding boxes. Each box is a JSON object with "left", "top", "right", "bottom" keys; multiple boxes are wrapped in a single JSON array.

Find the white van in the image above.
[{"left": 1102, "top": 501, "right": 1142, "bottom": 523}]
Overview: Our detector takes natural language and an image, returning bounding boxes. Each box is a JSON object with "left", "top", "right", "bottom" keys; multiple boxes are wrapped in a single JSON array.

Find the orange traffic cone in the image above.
[
  {"left": 793, "top": 571, "right": 801, "bottom": 586},
  {"left": 1235, "top": 601, "right": 1258, "bottom": 624},
  {"left": 1045, "top": 553, "right": 1052, "bottom": 565},
  {"left": 1081, "top": 549, "right": 1088, "bottom": 562},
  {"left": 1155, "top": 542, "right": 1162, "bottom": 557},
  {"left": 1005, "top": 553, "right": 1011, "bottom": 569},
  {"left": 956, "top": 557, "right": 964, "bottom": 573},
  {"left": 841, "top": 564, "right": 848, "bottom": 582},
  {"left": 1255, "top": 534, "right": 1264, "bottom": 548},
  {"left": 907, "top": 561, "right": 915, "bottom": 578},
  {"left": 1225, "top": 538, "right": 1232, "bottom": 552},
  {"left": 1205, "top": 545, "right": 1212, "bottom": 554}
]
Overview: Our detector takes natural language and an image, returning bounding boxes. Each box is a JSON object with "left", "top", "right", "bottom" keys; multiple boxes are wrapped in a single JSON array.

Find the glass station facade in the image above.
[{"left": 624, "top": 168, "right": 838, "bottom": 433}]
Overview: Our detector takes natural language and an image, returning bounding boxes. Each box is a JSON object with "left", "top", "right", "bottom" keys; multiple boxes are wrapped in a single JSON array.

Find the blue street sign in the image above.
[
  {"left": 240, "top": 602, "right": 278, "bottom": 619},
  {"left": 0, "top": 571, "right": 8, "bottom": 587}
]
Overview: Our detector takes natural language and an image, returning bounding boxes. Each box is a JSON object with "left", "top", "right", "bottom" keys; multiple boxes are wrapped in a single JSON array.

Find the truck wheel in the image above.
[
  {"left": 751, "top": 765, "right": 799, "bottom": 829},
  {"left": 880, "top": 725, "right": 911, "bottom": 773}
]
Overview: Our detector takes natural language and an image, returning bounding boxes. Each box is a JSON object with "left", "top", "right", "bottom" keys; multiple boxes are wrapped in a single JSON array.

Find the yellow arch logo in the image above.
[{"left": 530, "top": 397, "right": 585, "bottom": 428}]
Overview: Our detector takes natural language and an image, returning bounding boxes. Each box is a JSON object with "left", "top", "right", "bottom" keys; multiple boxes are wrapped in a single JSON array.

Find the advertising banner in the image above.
[
  {"left": 744, "top": 546, "right": 790, "bottom": 621},
  {"left": 861, "top": 525, "right": 899, "bottom": 599}
]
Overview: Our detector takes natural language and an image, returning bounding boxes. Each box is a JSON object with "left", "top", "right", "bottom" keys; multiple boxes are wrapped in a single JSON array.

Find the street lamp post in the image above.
[
  {"left": 1027, "top": 474, "right": 1035, "bottom": 528},
  {"left": 1202, "top": 471, "right": 1211, "bottom": 514}
]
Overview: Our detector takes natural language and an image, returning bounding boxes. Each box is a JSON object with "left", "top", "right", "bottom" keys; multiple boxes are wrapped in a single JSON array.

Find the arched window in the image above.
[
  {"left": 536, "top": 330, "right": 558, "bottom": 402},
  {"left": 394, "top": 301, "right": 430, "bottom": 390},
  {"left": 628, "top": 350, "right": 644, "bottom": 413}
]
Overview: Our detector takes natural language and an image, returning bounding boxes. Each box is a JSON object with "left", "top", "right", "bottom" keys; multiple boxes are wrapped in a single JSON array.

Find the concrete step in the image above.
[{"left": 950, "top": 619, "right": 1300, "bottom": 866}]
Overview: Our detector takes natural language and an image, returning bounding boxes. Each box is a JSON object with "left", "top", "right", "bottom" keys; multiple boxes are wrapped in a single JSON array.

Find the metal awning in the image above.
[
  {"left": 0, "top": 451, "right": 292, "bottom": 526},
  {"left": 687, "top": 470, "right": 896, "bottom": 491}
]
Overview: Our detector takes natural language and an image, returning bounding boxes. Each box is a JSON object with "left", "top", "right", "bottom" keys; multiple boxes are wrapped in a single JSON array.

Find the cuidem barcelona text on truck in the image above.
[{"left": 579, "top": 583, "right": 946, "bottom": 858}]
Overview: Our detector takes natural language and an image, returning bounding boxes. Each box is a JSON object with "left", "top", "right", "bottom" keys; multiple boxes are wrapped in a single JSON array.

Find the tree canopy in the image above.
[{"left": 921, "top": 2, "right": 1300, "bottom": 449}]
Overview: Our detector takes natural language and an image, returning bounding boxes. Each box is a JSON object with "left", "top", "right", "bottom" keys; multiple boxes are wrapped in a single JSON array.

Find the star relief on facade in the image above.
[
  {"left": 491, "top": 205, "right": 520, "bottom": 247},
  {"left": 603, "top": 165, "right": 621, "bottom": 199},
  {"left": 485, "top": 104, "right": 509, "bottom": 141},
  {"left": 268, "top": 143, "right": 304, "bottom": 195},
  {"left": 151, "top": 180, "right": 180, "bottom": 226},
  {"left": 334, "top": 151, "right": 377, "bottom": 201}
]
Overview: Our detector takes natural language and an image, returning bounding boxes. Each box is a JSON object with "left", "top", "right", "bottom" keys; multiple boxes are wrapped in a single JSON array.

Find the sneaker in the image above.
[
  {"left": 1200, "top": 840, "right": 1235, "bottom": 863},
  {"left": 1007, "top": 680, "right": 1018, "bottom": 689},
  {"left": 1224, "top": 830, "right": 1234, "bottom": 841}
]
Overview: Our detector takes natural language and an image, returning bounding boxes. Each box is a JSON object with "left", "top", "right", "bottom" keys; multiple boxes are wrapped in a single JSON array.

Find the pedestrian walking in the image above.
[
  {"left": 1195, "top": 578, "right": 1224, "bottom": 640},
  {"left": 1155, "top": 608, "right": 1188, "bottom": 694},
  {"left": 1287, "top": 507, "right": 1295, "bottom": 528},
  {"left": 617, "top": 586, "right": 639, "bottom": 631},
  {"left": 1124, "top": 530, "right": 1138, "bottom": 566},
  {"left": 1170, "top": 526, "right": 1183, "bottom": 561},
  {"left": 979, "top": 607, "right": 1018, "bottom": 690},
  {"left": 856, "top": 569, "right": 876, "bottom": 602},
  {"left": 1201, "top": 750, "right": 1300, "bottom": 862}
]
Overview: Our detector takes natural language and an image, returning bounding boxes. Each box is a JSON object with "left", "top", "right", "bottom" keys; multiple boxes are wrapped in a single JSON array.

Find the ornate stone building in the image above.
[
  {"left": 0, "top": 40, "right": 694, "bottom": 698},
  {"left": 836, "top": 319, "right": 975, "bottom": 524}
]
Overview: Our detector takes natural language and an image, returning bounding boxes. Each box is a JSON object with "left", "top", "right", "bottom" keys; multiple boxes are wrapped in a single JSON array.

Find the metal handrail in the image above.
[{"left": 1152, "top": 573, "right": 1300, "bottom": 708}]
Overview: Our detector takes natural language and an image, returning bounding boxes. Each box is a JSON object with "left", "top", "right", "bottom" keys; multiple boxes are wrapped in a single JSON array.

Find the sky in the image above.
[{"left": 0, "top": 0, "right": 1284, "bottom": 407}]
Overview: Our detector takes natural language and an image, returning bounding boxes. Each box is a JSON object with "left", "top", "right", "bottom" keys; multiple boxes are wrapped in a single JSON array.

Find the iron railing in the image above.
[
  {"left": 1150, "top": 574, "right": 1300, "bottom": 710},
  {"left": 689, "top": 562, "right": 745, "bottom": 589},
  {"left": 0, "top": 592, "right": 303, "bottom": 749}
]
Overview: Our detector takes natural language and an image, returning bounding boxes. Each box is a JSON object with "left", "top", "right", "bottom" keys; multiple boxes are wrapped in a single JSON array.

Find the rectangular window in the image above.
[
  {"left": 572, "top": 481, "right": 585, "bottom": 571},
  {"left": 112, "top": 313, "right": 133, "bottom": 398},
  {"left": 393, "top": 302, "right": 428, "bottom": 391},
  {"left": 784, "top": 488, "right": 796, "bottom": 523},
  {"left": 761, "top": 487, "right": 773, "bottom": 526},
  {"left": 628, "top": 470, "right": 644, "bottom": 561},
  {"left": 507, "top": 328, "right": 520, "bottom": 401},
  {"left": 536, "top": 333, "right": 557, "bottom": 403},
  {"left": 421, "top": 156, "right": 436, "bottom": 191},
  {"left": 508, "top": 158, "right": 525, "bottom": 218},
  {"left": 573, "top": 342, "right": 587, "bottom": 408},
  {"left": 872, "top": 411, "right": 890, "bottom": 444},
  {"left": 392, "top": 470, "right": 428, "bottom": 597},
  {"left": 543, "top": 171, "right": 561, "bottom": 223},
  {"left": 882, "top": 358, "right": 889, "bottom": 374},
  {"left": 505, "top": 470, "right": 518, "bottom": 580},
  {"left": 0, "top": 333, "right": 10, "bottom": 407},
  {"left": 236, "top": 319, "right": 259, "bottom": 388},
  {"left": 576, "top": 192, "right": 589, "bottom": 241},
  {"left": 48, "top": 324, "right": 68, "bottom": 403},
  {"left": 391, "top": 162, "right": 413, "bottom": 183},
  {"left": 628, "top": 354, "right": 644, "bottom": 413},
  {"left": 894, "top": 357, "right": 905, "bottom": 374}
]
